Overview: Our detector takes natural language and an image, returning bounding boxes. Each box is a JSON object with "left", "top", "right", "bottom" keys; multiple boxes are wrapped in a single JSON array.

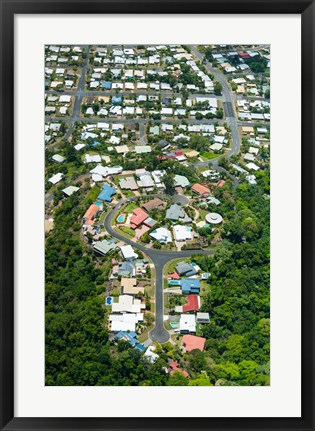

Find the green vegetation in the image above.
[{"left": 45, "top": 193, "right": 168, "bottom": 386}]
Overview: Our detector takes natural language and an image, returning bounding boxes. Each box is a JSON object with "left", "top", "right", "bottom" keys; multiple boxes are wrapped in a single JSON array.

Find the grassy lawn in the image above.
[
  {"left": 114, "top": 226, "right": 134, "bottom": 240},
  {"left": 200, "top": 280, "right": 211, "bottom": 298},
  {"left": 123, "top": 190, "right": 135, "bottom": 198},
  {"left": 163, "top": 257, "right": 188, "bottom": 276},
  {"left": 201, "top": 152, "right": 218, "bottom": 160},
  {"left": 120, "top": 226, "right": 135, "bottom": 236},
  {"left": 83, "top": 186, "right": 100, "bottom": 204},
  {"left": 123, "top": 202, "right": 138, "bottom": 213},
  {"left": 197, "top": 207, "right": 209, "bottom": 221},
  {"left": 138, "top": 324, "right": 154, "bottom": 343}
]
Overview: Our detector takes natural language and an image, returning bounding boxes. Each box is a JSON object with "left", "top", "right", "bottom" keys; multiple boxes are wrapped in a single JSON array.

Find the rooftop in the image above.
[{"left": 182, "top": 334, "right": 206, "bottom": 351}]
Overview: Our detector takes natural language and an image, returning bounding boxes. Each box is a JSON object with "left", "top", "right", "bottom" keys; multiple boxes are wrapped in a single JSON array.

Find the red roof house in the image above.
[
  {"left": 83, "top": 204, "right": 99, "bottom": 221},
  {"left": 183, "top": 294, "right": 200, "bottom": 313},
  {"left": 182, "top": 334, "right": 206, "bottom": 352},
  {"left": 169, "top": 361, "right": 189, "bottom": 378},
  {"left": 130, "top": 207, "right": 148, "bottom": 229},
  {"left": 174, "top": 149, "right": 183, "bottom": 156},
  {"left": 216, "top": 180, "right": 226, "bottom": 188},
  {"left": 191, "top": 183, "right": 210, "bottom": 197},
  {"left": 238, "top": 51, "right": 250, "bottom": 59}
]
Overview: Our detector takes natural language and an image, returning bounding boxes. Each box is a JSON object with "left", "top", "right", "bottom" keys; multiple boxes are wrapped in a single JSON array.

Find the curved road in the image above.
[
  {"left": 104, "top": 194, "right": 215, "bottom": 343},
  {"left": 190, "top": 45, "right": 241, "bottom": 161}
]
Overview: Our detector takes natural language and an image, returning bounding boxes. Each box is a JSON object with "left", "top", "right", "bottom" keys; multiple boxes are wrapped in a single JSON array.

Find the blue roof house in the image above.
[
  {"left": 180, "top": 278, "right": 201, "bottom": 294},
  {"left": 98, "top": 183, "right": 116, "bottom": 202},
  {"left": 101, "top": 81, "right": 111, "bottom": 89},
  {"left": 112, "top": 96, "right": 122, "bottom": 104}
]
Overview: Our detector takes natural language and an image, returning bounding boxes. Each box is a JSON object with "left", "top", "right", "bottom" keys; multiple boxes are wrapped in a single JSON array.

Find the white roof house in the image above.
[
  {"left": 173, "top": 225, "right": 192, "bottom": 242},
  {"left": 52, "top": 154, "right": 66, "bottom": 163},
  {"left": 109, "top": 312, "right": 143, "bottom": 332},
  {"left": 109, "top": 136, "right": 120, "bottom": 145},
  {"left": 143, "top": 346, "right": 159, "bottom": 363},
  {"left": 180, "top": 314, "right": 196, "bottom": 333},
  {"left": 85, "top": 154, "right": 102, "bottom": 163},
  {"left": 150, "top": 227, "right": 172, "bottom": 244},
  {"left": 120, "top": 245, "right": 138, "bottom": 260},
  {"left": 48, "top": 172, "right": 64, "bottom": 185},
  {"left": 111, "top": 295, "right": 145, "bottom": 314},
  {"left": 59, "top": 95, "right": 71, "bottom": 103},
  {"left": 62, "top": 186, "right": 79, "bottom": 196},
  {"left": 90, "top": 165, "right": 122, "bottom": 177},
  {"left": 74, "top": 143, "right": 86, "bottom": 151},
  {"left": 246, "top": 162, "right": 260, "bottom": 171}
]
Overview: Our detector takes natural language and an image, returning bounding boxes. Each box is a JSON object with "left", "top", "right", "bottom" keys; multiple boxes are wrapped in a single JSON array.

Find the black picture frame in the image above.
[{"left": 0, "top": 1, "right": 314, "bottom": 430}]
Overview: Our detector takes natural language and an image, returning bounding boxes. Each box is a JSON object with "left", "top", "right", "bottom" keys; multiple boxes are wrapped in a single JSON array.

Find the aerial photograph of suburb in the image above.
[{"left": 45, "top": 44, "right": 270, "bottom": 386}]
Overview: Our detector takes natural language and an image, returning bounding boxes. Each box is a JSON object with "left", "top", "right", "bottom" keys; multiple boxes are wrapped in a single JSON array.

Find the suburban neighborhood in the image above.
[{"left": 45, "top": 45, "right": 270, "bottom": 387}]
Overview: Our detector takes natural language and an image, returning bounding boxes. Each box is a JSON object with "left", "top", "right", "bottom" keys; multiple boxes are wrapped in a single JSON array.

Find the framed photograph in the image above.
[{"left": 1, "top": 1, "right": 314, "bottom": 430}]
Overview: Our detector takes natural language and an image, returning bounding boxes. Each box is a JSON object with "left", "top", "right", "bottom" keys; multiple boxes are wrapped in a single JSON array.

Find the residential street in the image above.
[{"left": 104, "top": 194, "right": 214, "bottom": 343}]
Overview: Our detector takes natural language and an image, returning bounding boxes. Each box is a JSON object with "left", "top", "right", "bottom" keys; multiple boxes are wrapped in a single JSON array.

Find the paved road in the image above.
[
  {"left": 64, "top": 45, "right": 90, "bottom": 140},
  {"left": 190, "top": 45, "right": 241, "bottom": 161},
  {"left": 103, "top": 194, "right": 214, "bottom": 344}
]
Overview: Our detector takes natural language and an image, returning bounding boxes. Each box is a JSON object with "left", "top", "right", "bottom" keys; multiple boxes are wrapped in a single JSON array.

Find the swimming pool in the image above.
[
  {"left": 117, "top": 213, "right": 126, "bottom": 223},
  {"left": 170, "top": 322, "right": 179, "bottom": 329},
  {"left": 105, "top": 297, "right": 113, "bottom": 306}
]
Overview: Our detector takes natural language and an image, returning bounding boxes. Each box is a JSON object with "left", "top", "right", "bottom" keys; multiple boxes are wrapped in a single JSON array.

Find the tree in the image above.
[
  {"left": 164, "top": 173, "right": 175, "bottom": 195},
  {"left": 166, "top": 371, "right": 189, "bottom": 386},
  {"left": 214, "top": 81, "right": 222, "bottom": 95}
]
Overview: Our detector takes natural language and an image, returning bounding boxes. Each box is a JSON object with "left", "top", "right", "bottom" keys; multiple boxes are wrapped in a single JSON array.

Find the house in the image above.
[
  {"left": 196, "top": 312, "right": 210, "bottom": 323},
  {"left": 48, "top": 172, "right": 64, "bottom": 185},
  {"left": 62, "top": 186, "right": 79, "bottom": 197},
  {"left": 175, "top": 294, "right": 200, "bottom": 313},
  {"left": 174, "top": 174, "right": 190, "bottom": 188},
  {"left": 175, "top": 261, "right": 197, "bottom": 277},
  {"left": 180, "top": 278, "right": 200, "bottom": 294},
  {"left": 85, "top": 154, "right": 102, "bottom": 163},
  {"left": 182, "top": 334, "right": 206, "bottom": 351},
  {"left": 93, "top": 238, "right": 118, "bottom": 256},
  {"left": 114, "top": 331, "right": 145, "bottom": 351},
  {"left": 130, "top": 207, "right": 149, "bottom": 229},
  {"left": 143, "top": 346, "right": 159, "bottom": 363},
  {"left": 169, "top": 361, "right": 189, "bottom": 378},
  {"left": 166, "top": 204, "right": 192, "bottom": 223},
  {"left": 119, "top": 176, "right": 138, "bottom": 191},
  {"left": 101, "top": 81, "right": 111, "bottom": 89},
  {"left": 109, "top": 312, "right": 143, "bottom": 332},
  {"left": 192, "top": 183, "right": 210, "bottom": 197},
  {"left": 149, "top": 125, "right": 160, "bottom": 135},
  {"left": 183, "top": 294, "right": 200, "bottom": 312},
  {"left": 142, "top": 198, "right": 165, "bottom": 212},
  {"left": 173, "top": 225, "right": 192, "bottom": 242},
  {"left": 137, "top": 172, "right": 155, "bottom": 189},
  {"left": 150, "top": 227, "right": 172, "bottom": 244},
  {"left": 120, "top": 245, "right": 138, "bottom": 260},
  {"left": 121, "top": 278, "right": 144, "bottom": 296},
  {"left": 135, "top": 145, "right": 152, "bottom": 154},
  {"left": 83, "top": 204, "right": 100, "bottom": 221},
  {"left": 97, "top": 183, "right": 116, "bottom": 202},
  {"left": 116, "top": 261, "right": 136, "bottom": 277},
  {"left": 111, "top": 295, "right": 145, "bottom": 313},
  {"left": 143, "top": 217, "right": 157, "bottom": 229},
  {"left": 52, "top": 154, "right": 66, "bottom": 163},
  {"left": 179, "top": 314, "right": 196, "bottom": 334}
]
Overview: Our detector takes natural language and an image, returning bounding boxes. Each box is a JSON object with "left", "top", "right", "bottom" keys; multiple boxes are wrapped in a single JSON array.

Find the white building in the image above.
[
  {"left": 120, "top": 245, "right": 138, "bottom": 260},
  {"left": 150, "top": 227, "right": 172, "bottom": 244},
  {"left": 180, "top": 314, "right": 196, "bottom": 333},
  {"left": 173, "top": 225, "right": 192, "bottom": 242}
]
